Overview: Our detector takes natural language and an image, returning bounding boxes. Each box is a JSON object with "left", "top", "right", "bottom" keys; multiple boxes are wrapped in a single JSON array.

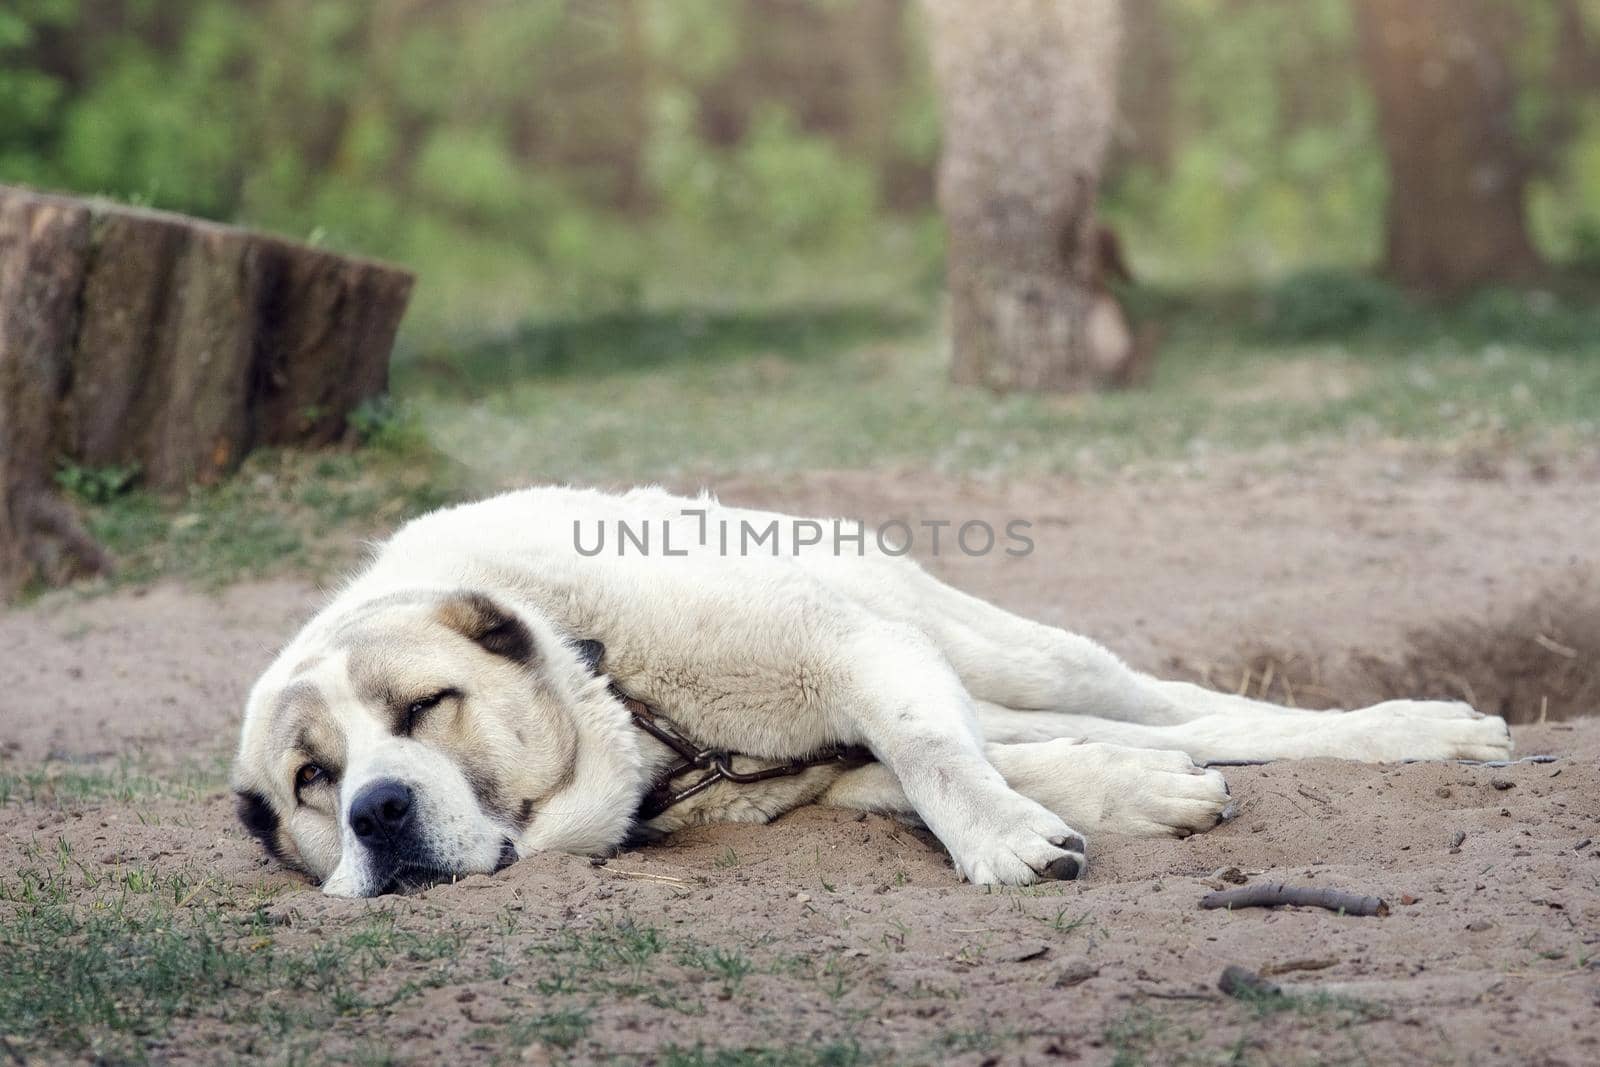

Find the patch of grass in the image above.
[
  {"left": 1104, "top": 1008, "right": 1166, "bottom": 1067},
  {"left": 657, "top": 1042, "right": 872, "bottom": 1067},
  {"left": 75, "top": 443, "right": 462, "bottom": 590},
  {"left": 681, "top": 944, "right": 755, "bottom": 995},
  {"left": 1226, "top": 984, "right": 1390, "bottom": 1022},
  {"left": 399, "top": 303, "right": 924, "bottom": 396},
  {"left": 0, "top": 850, "right": 471, "bottom": 1063},
  {"left": 56, "top": 460, "right": 142, "bottom": 506},
  {"left": 410, "top": 291, "right": 1600, "bottom": 487},
  {"left": 0, "top": 754, "right": 229, "bottom": 809},
  {"left": 493, "top": 1007, "right": 592, "bottom": 1051}
]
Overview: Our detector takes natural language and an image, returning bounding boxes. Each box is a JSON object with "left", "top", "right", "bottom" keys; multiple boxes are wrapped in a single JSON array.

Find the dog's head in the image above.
[{"left": 232, "top": 589, "right": 641, "bottom": 896}]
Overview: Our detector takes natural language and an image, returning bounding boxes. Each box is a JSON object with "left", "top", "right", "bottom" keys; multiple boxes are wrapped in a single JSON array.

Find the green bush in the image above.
[
  {"left": 1257, "top": 269, "right": 1413, "bottom": 340},
  {"left": 1457, "top": 287, "right": 1600, "bottom": 349}
]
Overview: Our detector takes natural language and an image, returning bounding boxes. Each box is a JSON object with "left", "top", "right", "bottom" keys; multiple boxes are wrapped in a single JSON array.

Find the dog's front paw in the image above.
[{"left": 948, "top": 800, "right": 1088, "bottom": 886}]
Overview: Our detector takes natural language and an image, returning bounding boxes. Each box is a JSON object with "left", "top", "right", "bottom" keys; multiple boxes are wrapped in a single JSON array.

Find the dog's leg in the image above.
[
  {"left": 822, "top": 739, "right": 1232, "bottom": 838},
  {"left": 867, "top": 562, "right": 1511, "bottom": 757},
  {"left": 974, "top": 700, "right": 1511, "bottom": 764},
  {"left": 828, "top": 554, "right": 1198, "bottom": 723},
  {"left": 824, "top": 555, "right": 1509, "bottom": 759},
  {"left": 835, "top": 623, "right": 1087, "bottom": 885}
]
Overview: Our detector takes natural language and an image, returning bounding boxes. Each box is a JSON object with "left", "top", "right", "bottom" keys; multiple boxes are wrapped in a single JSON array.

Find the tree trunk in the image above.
[
  {"left": 922, "top": 0, "right": 1129, "bottom": 392},
  {"left": 1352, "top": 0, "right": 1541, "bottom": 293},
  {"left": 0, "top": 184, "right": 413, "bottom": 600},
  {"left": 1113, "top": 0, "right": 1176, "bottom": 176}
]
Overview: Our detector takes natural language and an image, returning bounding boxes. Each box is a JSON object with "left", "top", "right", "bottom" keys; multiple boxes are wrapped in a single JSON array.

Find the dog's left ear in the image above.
[
  {"left": 437, "top": 592, "right": 536, "bottom": 665},
  {"left": 573, "top": 638, "right": 606, "bottom": 675}
]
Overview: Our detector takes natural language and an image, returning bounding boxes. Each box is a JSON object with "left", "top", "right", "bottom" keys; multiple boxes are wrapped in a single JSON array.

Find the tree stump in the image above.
[{"left": 0, "top": 184, "right": 414, "bottom": 600}]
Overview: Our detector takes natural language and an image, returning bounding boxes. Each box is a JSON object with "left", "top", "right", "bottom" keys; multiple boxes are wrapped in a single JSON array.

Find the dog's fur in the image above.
[{"left": 234, "top": 486, "right": 1513, "bottom": 896}]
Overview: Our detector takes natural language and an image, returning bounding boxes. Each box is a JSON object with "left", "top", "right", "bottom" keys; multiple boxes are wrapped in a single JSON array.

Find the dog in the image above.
[{"left": 233, "top": 486, "right": 1513, "bottom": 896}]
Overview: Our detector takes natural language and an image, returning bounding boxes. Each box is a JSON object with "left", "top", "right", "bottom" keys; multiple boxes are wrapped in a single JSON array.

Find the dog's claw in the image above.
[
  {"left": 1042, "top": 853, "right": 1082, "bottom": 880},
  {"left": 1041, "top": 834, "right": 1087, "bottom": 880},
  {"left": 1048, "top": 833, "right": 1087, "bottom": 854}
]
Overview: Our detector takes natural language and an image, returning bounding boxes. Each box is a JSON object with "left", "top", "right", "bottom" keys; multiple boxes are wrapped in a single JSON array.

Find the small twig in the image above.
[
  {"left": 1200, "top": 882, "right": 1389, "bottom": 917},
  {"left": 174, "top": 880, "right": 211, "bottom": 909},
  {"left": 1137, "top": 988, "right": 1219, "bottom": 1001},
  {"left": 1260, "top": 957, "right": 1339, "bottom": 976},
  {"left": 1296, "top": 785, "right": 1333, "bottom": 807},
  {"left": 1534, "top": 633, "right": 1578, "bottom": 658},
  {"left": 597, "top": 868, "right": 693, "bottom": 888}
]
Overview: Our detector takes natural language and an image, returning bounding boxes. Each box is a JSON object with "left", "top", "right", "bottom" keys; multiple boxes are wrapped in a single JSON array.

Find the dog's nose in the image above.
[{"left": 349, "top": 780, "right": 415, "bottom": 843}]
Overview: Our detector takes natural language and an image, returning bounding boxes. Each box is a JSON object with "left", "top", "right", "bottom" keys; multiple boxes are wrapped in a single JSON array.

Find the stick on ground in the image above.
[{"left": 1200, "top": 882, "right": 1389, "bottom": 917}]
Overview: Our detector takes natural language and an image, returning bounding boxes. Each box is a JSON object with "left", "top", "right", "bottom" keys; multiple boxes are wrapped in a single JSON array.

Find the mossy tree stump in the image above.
[{"left": 0, "top": 185, "right": 414, "bottom": 599}]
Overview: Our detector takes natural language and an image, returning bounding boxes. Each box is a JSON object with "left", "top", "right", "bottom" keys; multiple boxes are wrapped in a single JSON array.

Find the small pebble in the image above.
[{"left": 1054, "top": 960, "right": 1099, "bottom": 988}]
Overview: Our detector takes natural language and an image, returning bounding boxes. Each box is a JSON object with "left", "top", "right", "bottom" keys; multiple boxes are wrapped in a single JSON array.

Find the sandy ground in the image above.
[{"left": 3, "top": 454, "right": 1599, "bottom": 1064}]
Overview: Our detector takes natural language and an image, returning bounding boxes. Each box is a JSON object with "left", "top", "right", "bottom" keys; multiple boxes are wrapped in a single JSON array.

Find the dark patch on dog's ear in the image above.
[
  {"left": 622, "top": 820, "right": 669, "bottom": 850},
  {"left": 574, "top": 638, "right": 606, "bottom": 675},
  {"left": 438, "top": 592, "right": 535, "bottom": 664},
  {"left": 235, "top": 790, "right": 287, "bottom": 863}
]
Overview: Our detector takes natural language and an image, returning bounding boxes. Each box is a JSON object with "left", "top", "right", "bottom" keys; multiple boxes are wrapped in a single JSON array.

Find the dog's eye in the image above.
[
  {"left": 294, "top": 763, "right": 325, "bottom": 792},
  {"left": 403, "top": 689, "right": 458, "bottom": 734}
]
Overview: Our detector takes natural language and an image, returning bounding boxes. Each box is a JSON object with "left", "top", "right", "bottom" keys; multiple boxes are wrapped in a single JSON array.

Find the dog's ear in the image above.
[
  {"left": 573, "top": 638, "right": 606, "bottom": 675},
  {"left": 235, "top": 789, "right": 287, "bottom": 862},
  {"left": 436, "top": 592, "right": 536, "bottom": 665}
]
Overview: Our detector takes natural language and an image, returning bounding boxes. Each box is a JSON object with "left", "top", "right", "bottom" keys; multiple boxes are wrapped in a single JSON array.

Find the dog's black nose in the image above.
[{"left": 349, "top": 780, "right": 415, "bottom": 843}]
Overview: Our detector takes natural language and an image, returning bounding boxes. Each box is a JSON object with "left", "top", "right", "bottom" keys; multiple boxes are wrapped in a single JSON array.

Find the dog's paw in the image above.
[
  {"left": 947, "top": 799, "right": 1088, "bottom": 886},
  {"left": 1327, "top": 701, "right": 1512, "bottom": 763},
  {"left": 1080, "top": 745, "right": 1232, "bottom": 837}
]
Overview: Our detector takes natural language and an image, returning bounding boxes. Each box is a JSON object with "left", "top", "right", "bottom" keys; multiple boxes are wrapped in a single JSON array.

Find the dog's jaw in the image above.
[{"left": 517, "top": 675, "right": 654, "bottom": 858}]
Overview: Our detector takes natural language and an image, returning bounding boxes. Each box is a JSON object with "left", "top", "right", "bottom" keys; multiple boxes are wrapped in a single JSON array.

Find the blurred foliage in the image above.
[
  {"left": 1, "top": 0, "right": 1598, "bottom": 339},
  {"left": 0, "top": 0, "right": 933, "bottom": 337},
  {"left": 1256, "top": 270, "right": 1412, "bottom": 341}
]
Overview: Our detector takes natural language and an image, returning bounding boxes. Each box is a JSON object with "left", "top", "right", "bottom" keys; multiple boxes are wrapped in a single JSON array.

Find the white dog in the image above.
[{"left": 233, "top": 486, "right": 1512, "bottom": 896}]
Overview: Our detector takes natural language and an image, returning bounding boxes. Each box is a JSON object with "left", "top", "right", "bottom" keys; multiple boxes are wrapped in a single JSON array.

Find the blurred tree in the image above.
[
  {"left": 1352, "top": 0, "right": 1542, "bottom": 292},
  {"left": 923, "top": 0, "right": 1133, "bottom": 391},
  {"left": 1112, "top": 0, "right": 1175, "bottom": 175}
]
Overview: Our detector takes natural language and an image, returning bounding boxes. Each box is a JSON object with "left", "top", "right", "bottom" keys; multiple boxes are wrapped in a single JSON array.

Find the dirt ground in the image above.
[{"left": 3, "top": 452, "right": 1599, "bottom": 1065}]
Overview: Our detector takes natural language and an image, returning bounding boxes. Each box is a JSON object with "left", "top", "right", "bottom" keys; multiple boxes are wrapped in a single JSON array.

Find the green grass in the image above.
[
  {"left": 414, "top": 288, "right": 1600, "bottom": 487},
  {"left": 59, "top": 437, "right": 463, "bottom": 594},
  {"left": 0, "top": 838, "right": 481, "bottom": 1064},
  {"left": 0, "top": 754, "right": 229, "bottom": 809},
  {"left": 656, "top": 1043, "right": 871, "bottom": 1067},
  {"left": 1096, "top": 986, "right": 1392, "bottom": 1067},
  {"left": 50, "top": 280, "right": 1600, "bottom": 593}
]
